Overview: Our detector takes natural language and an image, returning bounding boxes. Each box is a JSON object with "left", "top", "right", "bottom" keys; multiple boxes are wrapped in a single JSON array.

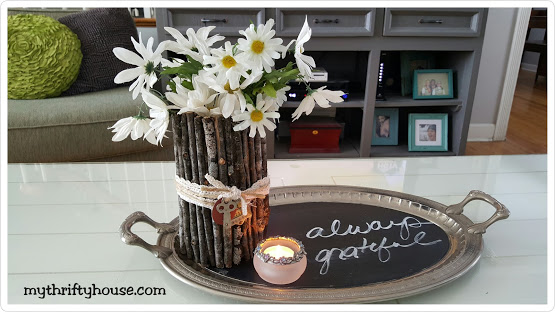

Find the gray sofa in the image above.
[
  {"left": 7, "top": 8, "right": 174, "bottom": 163},
  {"left": 8, "top": 87, "right": 174, "bottom": 162}
]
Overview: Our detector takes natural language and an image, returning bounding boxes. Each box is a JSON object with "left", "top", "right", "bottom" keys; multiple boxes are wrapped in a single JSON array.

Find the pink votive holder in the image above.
[{"left": 253, "top": 236, "right": 307, "bottom": 285}]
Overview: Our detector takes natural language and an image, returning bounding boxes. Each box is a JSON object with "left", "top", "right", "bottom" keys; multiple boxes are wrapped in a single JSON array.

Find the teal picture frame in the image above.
[
  {"left": 413, "top": 69, "right": 454, "bottom": 99},
  {"left": 372, "top": 108, "right": 399, "bottom": 146},
  {"left": 408, "top": 113, "right": 448, "bottom": 152}
]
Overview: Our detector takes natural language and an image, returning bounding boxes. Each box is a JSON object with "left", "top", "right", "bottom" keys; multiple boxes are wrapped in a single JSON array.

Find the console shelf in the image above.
[
  {"left": 156, "top": 8, "right": 488, "bottom": 158},
  {"left": 376, "top": 96, "right": 463, "bottom": 108}
]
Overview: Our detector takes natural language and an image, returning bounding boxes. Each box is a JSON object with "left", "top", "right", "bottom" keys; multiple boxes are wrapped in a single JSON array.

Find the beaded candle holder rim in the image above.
[{"left": 254, "top": 236, "right": 307, "bottom": 265}]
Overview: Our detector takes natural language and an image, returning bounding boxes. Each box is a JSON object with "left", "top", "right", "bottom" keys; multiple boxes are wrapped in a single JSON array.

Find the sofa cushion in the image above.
[
  {"left": 8, "top": 87, "right": 173, "bottom": 162},
  {"left": 8, "top": 14, "right": 82, "bottom": 99},
  {"left": 58, "top": 8, "right": 138, "bottom": 96}
]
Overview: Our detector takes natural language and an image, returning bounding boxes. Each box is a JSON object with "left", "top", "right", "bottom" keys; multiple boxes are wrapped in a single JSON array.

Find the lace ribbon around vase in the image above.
[{"left": 174, "top": 173, "right": 270, "bottom": 215}]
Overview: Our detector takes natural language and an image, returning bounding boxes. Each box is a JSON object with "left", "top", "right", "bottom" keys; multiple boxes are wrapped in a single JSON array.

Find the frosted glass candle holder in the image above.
[{"left": 253, "top": 236, "right": 307, "bottom": 285}]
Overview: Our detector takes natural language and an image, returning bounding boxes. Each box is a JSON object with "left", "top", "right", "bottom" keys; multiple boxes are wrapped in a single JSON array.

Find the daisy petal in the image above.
[
  {"left": 114, "top": 67, "right": 143, "bottom": 84},
  {"left": 113, "top": 48, "right": 145, "bottom": 66}
]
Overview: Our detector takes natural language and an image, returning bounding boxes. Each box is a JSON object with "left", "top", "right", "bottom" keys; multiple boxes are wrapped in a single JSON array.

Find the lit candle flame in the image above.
[{"left": 263, "top": 245, "right": 294, "bottom": 258}]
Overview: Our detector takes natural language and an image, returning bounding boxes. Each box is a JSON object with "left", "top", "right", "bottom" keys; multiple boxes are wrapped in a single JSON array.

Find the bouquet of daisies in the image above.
[{"left": 109, "top": 17, "right": 345, "bottom": 146}]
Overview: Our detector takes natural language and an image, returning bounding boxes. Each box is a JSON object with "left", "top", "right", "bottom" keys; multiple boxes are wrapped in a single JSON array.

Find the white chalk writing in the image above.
[{"left": 306, "top": 218, "right": 443, "bottom": 275}]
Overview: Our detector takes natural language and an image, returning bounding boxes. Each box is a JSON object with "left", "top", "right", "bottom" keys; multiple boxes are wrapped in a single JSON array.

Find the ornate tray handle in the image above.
[
  {"left": 446, "top": 190, "right": 510, "bottom": 234},
  {"left": 119, "top": 211, "right": 175, "bottom": 259}
]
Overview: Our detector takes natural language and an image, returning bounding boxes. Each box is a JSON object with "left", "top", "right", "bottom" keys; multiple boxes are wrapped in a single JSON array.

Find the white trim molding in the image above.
[
  {"left": 493, "top": 8, "right": 531, "bottom": 141},
  {"left": 468, "top": 123, "right": 496, "bottom": 142}
]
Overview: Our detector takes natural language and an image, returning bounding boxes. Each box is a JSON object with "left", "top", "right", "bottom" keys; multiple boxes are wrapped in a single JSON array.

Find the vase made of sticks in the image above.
[{"left": 170, "top": 112, "right": 270, "bottom": 268}]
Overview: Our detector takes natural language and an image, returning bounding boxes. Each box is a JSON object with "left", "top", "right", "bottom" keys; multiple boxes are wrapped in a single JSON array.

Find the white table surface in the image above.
[{"left": 5, "top": 155, "right": 549, "bottom": 306}]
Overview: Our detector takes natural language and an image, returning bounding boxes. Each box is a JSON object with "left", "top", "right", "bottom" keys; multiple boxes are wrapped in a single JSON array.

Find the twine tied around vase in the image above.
[{"left": 175, "top": 174, "right": 270, "bottom": 215}]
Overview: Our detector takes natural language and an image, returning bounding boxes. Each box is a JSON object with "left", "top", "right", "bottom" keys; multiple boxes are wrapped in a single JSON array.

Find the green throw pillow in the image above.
[{"left": 8, "top": 14, "right": 82, "bottom": 99}]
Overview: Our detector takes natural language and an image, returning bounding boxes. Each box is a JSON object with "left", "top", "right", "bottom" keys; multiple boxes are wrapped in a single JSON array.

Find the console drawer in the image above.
[
  {"left": 160, "top": 8, "right": 265, "bottom": 37},
  {"left": 383, "top": 8, "right": 484, "bottom": 37},
  {"left": 276, "top": 8, "right": 375, "bottom": 37}
]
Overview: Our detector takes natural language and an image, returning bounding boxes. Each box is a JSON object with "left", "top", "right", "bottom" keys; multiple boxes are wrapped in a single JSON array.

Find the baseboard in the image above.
[
  {"left": 468, "top": 123, "right": 496, "bottom": 141},
  {"left": 520, "top": 63, "right": 538, "bottom": 72}
]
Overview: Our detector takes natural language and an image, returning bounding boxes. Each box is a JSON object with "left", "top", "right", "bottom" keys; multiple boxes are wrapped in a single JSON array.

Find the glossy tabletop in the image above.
[{"left": 5, "top": 155, "right": 549, "bottom": 305}]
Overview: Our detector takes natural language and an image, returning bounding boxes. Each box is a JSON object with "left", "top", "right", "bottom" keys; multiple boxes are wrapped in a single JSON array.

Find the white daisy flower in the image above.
[
  {"left": 200, "top": 70, "right": 263, "bottom": 117},
  {"left": 237, "top": 19, "right": 284, "bottom": 73},
  {"left": 232, "top": 94, "right": 280, "bottom": 138},
  {"left": 141, "top": 91, "right": 178, "bottom": 146},
  {"left": 199, "top": 74, "right": 245, "bottom": 118},
  {"left": 265, "top": 85, "right": 291, "bottom": 109},
  {"left": 203, "top": 42, "right": 250, "bottom": 90},
  {"left": 292, "top": 86, "right": 345, "bottom": 121},
  {"left": 164, "top": 26, "right": 224, "bottom": 63},
  {"left": 108, "top": 116, "right": 156, "bottom": 145},
  {"left": 113, "top": 33, "right": 167, "bottom": 99},
  {"left": 283, "top": 17, "right": 315, "bottom": 81},
  {"left": 175, "top": 75, "right": 219, "bottom": 117},
  {"left": 165, "top": 83, "right": 191, "bottom": 111}
]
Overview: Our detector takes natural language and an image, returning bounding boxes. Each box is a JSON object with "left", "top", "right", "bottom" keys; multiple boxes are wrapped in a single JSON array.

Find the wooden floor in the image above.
[{"left": 465, "top": 69, "right": 547, "bottom": 155}]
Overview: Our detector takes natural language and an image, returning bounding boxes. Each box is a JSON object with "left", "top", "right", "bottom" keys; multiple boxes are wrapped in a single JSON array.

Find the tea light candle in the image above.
[
  {"left": 263, "top": 245, "right": 295, "bottom": 258},
  {"left": 253, "top": 236, "right": 307, "bottom": 285}
]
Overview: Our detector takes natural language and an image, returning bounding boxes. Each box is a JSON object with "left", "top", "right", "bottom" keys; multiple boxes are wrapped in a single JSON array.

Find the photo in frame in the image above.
[
  {"left": 408, "top": 113, "right": 448, "bottom": 152},
  {"left": 413, "top": 69, "right": 454, "bottom": 99},
  {"left": 372, "top": 108, "right": 399, "bottom": 146}
]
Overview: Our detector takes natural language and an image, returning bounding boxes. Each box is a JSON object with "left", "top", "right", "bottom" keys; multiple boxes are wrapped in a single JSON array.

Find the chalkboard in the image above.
[{"left": 209, "top": 202, "right": 450, "bottom": 288}]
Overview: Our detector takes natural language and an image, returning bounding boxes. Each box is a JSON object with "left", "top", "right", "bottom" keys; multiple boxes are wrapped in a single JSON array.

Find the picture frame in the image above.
[
  {"left": 413, "top": 69, "right": 454, "bottom": 99},
  {"left": 372, "top": 108, "right": 399, "bottom": 146},
  {"left": 408, "top": 113, "right": 448, "bottom": 152}
]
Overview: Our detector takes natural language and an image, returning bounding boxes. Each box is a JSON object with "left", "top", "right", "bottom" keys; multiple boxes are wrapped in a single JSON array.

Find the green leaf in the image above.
[
  {"left": 181, "top": 80, "right": 194, "bottom": 90},
  {"left": 186, "top": 55, "right": 203, "bottom": 69},
  {"left": 261, "top": 83, "right": 277, "bottom": 98},
  {"left": 161, "top": 60, "right": 203, "bottom": 79},
  {"left": 160, "top": 66, "right": 182, "bottom": 75},
  {"left": 232, "top": 43, "right": 239, "bottom": 55},
  {"left": 244, "top": 93, "right": 254, "bottom": 105},
  {"left": 168, "top": 79, "right": 177, "bottom": 93},
  {"left": 273, "top": 68, "right": 300, "bottom": 91}
]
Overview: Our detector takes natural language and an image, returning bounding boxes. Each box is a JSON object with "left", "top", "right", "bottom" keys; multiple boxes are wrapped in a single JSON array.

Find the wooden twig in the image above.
[
  {"left": 261, "top": 136, "right": 270, "bottom": 237},
  {"left": 224, "top": 118, "right": 237, "bottom": 186},
  {"left": 195, "top": 116, "right": 216, "bottom": 266},
  {"left": 232, "top": 128, "right": 247, "bottom": 190},
  {"left": 234, "top": 130, "right": 252, "bottom": 260},
  {"left": 254, "top": 134, "right": 263, "bottom": 181},
  {"left": 170, "top": 114, "right": 187, "bottom": 257},
  {"left": 214, "top": 115, "right": 228, "bottom": 186},
  {"left": 254, "top": 134, "right": 265, "bottom": 242},
  {"left": 242, "top": 130, "right": 251, "bottom": 187},
  {"left": 203, "top": 117, "right": 224, "bottom": 268},
  {"left": 248, "top": 137, "right": 257, "bottom": 184},
  {"left": 186, "top": 112, "right": 204, "bottom": 265},
  {"left": 261, "top": 137, "right": 268, "bottom": 177},
  {"left": 233, "top": 227, "right": 243, "bottom": 265},
  {"left": 178, "top": 113, "right": 194, "bottom": 260},
  {"left": 221, "top": 118, "right": 234, "bottom": 268}
]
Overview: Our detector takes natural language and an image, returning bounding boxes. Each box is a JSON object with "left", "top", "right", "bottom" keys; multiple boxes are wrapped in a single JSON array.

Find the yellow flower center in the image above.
[
  {"left": 224, "top": 82, "right": 236, "bottom": 94},
  {"left": 222, "top": 55, "right": 237, "bottom": 68},
  {"left": 251, "top": 40, "right": 265, "bottom": 54},
  {"left": 250, "top": 110, "right": 264, "bottom": 122}
]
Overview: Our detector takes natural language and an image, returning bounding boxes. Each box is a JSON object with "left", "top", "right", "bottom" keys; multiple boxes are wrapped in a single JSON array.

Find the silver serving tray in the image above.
[{"left": 120, "top": 186, "right": 509, "bottom": 303}]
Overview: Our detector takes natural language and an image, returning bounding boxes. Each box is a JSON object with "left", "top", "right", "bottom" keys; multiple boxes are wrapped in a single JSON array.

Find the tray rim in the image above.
[{"left": 154, "top": 185, "right": 486, "bottom": 303}]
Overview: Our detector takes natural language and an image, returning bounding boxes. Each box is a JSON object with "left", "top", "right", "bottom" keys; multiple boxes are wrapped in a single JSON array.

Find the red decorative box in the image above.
[{"left": 289, "top": 118, "right": 342, "bottom": 153}]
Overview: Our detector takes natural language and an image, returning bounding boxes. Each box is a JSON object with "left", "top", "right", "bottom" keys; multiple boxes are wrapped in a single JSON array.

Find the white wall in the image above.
[{"left": 468, "top": 8, "right": 518, "bottom": 141}]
